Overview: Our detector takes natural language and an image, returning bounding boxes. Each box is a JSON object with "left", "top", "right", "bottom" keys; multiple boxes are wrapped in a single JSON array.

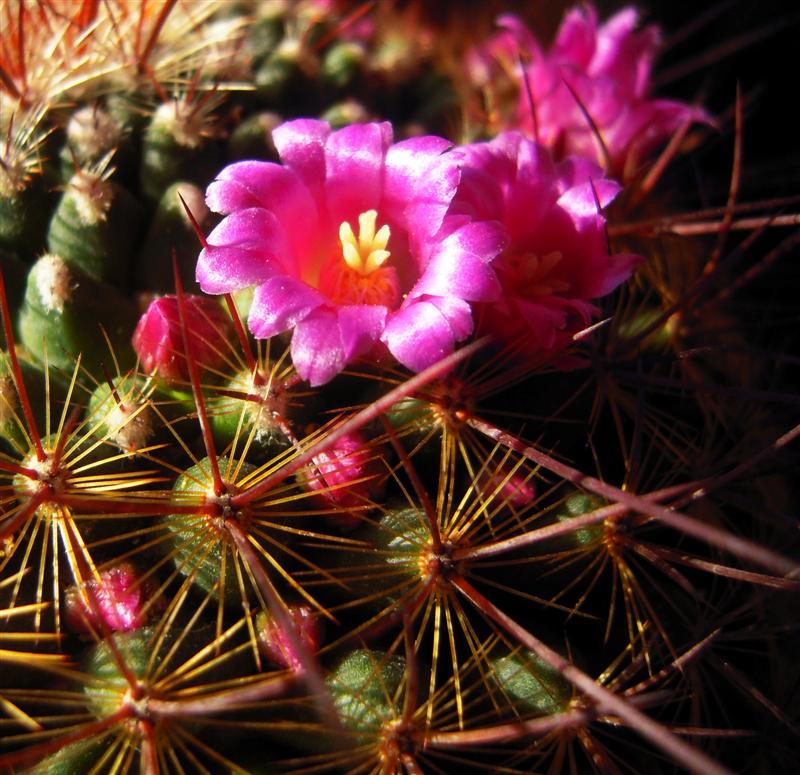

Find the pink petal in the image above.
[
  {"left": 383, "top": 298, "right": 466, "bottom": 372},
  {"left": 248, "top": 276, "right": 326, "bottom": 339},
  {"left": 325, "top": 122, "right": 393, "bottom": 223},
  {"left": 557, "top": 178, "right": 621, "bottom": 217},
  {"left": 272, "top": 119, "right": 331, "bottom": 202},
  {"left": 197, "top": 209, "right": 293, "bottom": 293},
  {"left": 291, "top": 307, "right": 345, "bottom": 386},
  {"left": 413, "top": 222, "right": 505, "bottom": 302},
  {"left": 337, "top": 305, "right": 386, "bottom": 361}
]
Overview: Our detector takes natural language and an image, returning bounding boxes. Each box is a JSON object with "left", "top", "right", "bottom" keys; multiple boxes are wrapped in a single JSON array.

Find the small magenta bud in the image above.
[
  {"left": 64, "top": 563, "right": 157, "bottom": 636},
  {"left": 299, "top": 431, "right": 387, "bottom": 522},
  {"left": 132, "top": 294, "right": 232, "bottom": 381},
  {"left": 477, "top": 466, "right": 536, "bottom": 508},
  {"left": 256, "top": 606, "right": 323, "bottom": 673}
]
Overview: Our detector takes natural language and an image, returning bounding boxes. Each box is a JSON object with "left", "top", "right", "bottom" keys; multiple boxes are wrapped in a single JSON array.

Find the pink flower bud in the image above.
[
  {"left": 299, "top": 431, "right": 387, "bottom": 525},
  {"left": 132, "top": 294, "right": 232, "bottom": 381},
  {"left": 64, "top": 563, "right": 158, "bottom": 636},
  {"left": 478, "top": 467, "right": 536, "bottom": 508},
  {"left": 256, "top": 606, "right": 323, "bottom": 673}
]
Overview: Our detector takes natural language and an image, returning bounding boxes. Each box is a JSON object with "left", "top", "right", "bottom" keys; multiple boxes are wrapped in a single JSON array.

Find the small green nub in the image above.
[
  {"left": 492, "top": 649, "right": 572, "bottom": 716},
  {"left": 82, "top": 628, "right": 155, "bottom": 719},
  {"left": 556, "top": 491, "right": 606, "bottom": 547},
  {"left": 59, "top": 105, "right": 127, "bottom": 182},
  {"left": 322, "top": 41, "right": 365, "bottom": 88},
  {"left": 328, "top": 649, "right": 405, "bottom": 737},
  {"left": 227, "top": 112, "right": 283, "bottom": 162},
  {"left": 320, "top": 100, "right": 371, "bottom": 130},
  {"left": 87, "top": 374, "right": 154, "bottom": 455}
]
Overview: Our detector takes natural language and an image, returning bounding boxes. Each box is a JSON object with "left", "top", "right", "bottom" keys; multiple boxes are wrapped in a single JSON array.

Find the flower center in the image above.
[
  {"left": 321, "top": 210, "right": 401, "bottom": 307},
  {"left": 499, "top": 251, "right": 570, "bottom": 297}
]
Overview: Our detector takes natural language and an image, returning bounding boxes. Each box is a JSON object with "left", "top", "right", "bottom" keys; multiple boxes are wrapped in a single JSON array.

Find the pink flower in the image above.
[
  {"left": 132, "top": 294, "right": 232, "bottom": 381},
  {"left": 196, "top": 119, "right": 506, "bottom": 385},
  {"left": 452, "top": 132, "right": 641, "bottom": 357},
  {"left": 474, "top": 6, "right": 710, "bottom": 177}
]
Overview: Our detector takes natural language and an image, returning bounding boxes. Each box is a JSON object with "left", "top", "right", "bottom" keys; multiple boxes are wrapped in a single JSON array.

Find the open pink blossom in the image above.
[
  {"left": 196, "top": 119, "right": 506, "bottom": 385},
  {"left": 452, "top": 131, "right": 641, "bottom": 358},
  {"left": 472, "top": 6, "right": 710, "bottom": 177}
]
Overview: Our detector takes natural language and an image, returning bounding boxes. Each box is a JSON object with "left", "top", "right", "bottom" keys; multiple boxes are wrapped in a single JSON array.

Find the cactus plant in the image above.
[{"left": 1, "top": 2, "right": 798, "bottom": 774}]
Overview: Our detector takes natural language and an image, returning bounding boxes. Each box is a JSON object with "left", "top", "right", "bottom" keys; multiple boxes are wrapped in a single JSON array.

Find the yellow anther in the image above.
[{"left": 339, "top": 210, "right": 392, "bottom": 275}]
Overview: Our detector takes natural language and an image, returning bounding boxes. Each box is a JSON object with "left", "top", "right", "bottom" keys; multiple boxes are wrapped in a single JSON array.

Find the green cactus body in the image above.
[
  {"left": 134, "top": 181, "right": 210, "bottom": 294},
  {"left": 227, "top": 112, "right": 283, "bottom": 162},
  {"left": 18, "top": 253, "right": 137, "bottom": 376},
  {"left": 30, "top": 736, "right": 113, "bottom": 775},
  {"left": 86, "top": 374, "right": 155, "bottom": 455},
  {"left": 167, "top": 456, "right": 257, "bottom": 603},
  {"left": 140, "top": 100, "right": 221, "bottom": 203},
  {"left": 491, "top": 649, "right": 572, "bottom": 716},
  {"left": 322, "top": 41, "right": 366, "bottom": 89},
  {"left": 0, "top": 182, "right": 54, "bottom": 257},
  {"left": 47, "top": 171, "right": 142, "bottom": 288},
  {"left": 209, "top": 367, "right": 292, "bottom": 459},
  {"left": 82, "top": 628, "right": 155, "bottom": 719}
]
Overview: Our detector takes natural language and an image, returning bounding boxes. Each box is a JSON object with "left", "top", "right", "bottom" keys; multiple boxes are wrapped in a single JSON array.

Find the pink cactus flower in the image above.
[
  {"left": 132, "top": 294, "right": 233, "bottom": 381},
  {"left": 256, "top": 606, "right": 323, "bottom": 673},
  {"left": 472, "top": 6, "right": 710, "bottom": 177},
  {"left": 64, "top": 563, "right": 157, "bottom": 636},
  {"left": 196, "top": 119, "right": 506, "bottom": 385},
  {"left": 452, "top": 131, "right": 641, "bottom": 358}
]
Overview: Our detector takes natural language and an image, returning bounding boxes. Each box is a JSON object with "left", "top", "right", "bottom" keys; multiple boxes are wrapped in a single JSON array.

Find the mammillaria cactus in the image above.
[{"left": 1, "top": 2, "right": 798, "bottom": 774}]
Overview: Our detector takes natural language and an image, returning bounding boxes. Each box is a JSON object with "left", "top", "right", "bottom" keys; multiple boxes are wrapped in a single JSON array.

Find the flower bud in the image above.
[{"left": 133, "top": 294, "right": 232, "bottom": 381}]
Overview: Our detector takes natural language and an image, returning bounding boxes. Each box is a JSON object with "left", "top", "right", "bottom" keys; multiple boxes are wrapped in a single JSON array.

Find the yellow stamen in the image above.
[{"left": 339, "top": 209, "right": 392, "bottom": 275}]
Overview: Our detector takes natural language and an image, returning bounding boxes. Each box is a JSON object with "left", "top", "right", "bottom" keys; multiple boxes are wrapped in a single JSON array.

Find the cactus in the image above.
[{"left": 1, "top": 2, "right": 798, "bottom": 774}]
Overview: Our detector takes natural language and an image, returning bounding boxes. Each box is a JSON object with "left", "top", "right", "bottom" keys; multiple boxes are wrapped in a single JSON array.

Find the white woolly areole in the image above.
[
  {"left": 67, "top": 106, "right": 123, "bottom": 161},
  {"left": 154, "top": 100, "right": 207, "bottom": 150},
  {"left": 68, "top": 171, "right": 114, "bottom": 226},
  {"left": 34, "top": 254, "right": 72, "bottom": 314}
]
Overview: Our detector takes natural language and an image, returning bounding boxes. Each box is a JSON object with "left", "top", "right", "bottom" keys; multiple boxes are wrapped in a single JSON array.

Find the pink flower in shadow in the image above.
[
  {"left": 472, "top": 6, "right": 711, "bottom": 178},
  {"left": 196, "top": 119, "right": 506, "bottom": 385},
  {"left": 452, "top": 131, "right": 641, "bottom": 359}
]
